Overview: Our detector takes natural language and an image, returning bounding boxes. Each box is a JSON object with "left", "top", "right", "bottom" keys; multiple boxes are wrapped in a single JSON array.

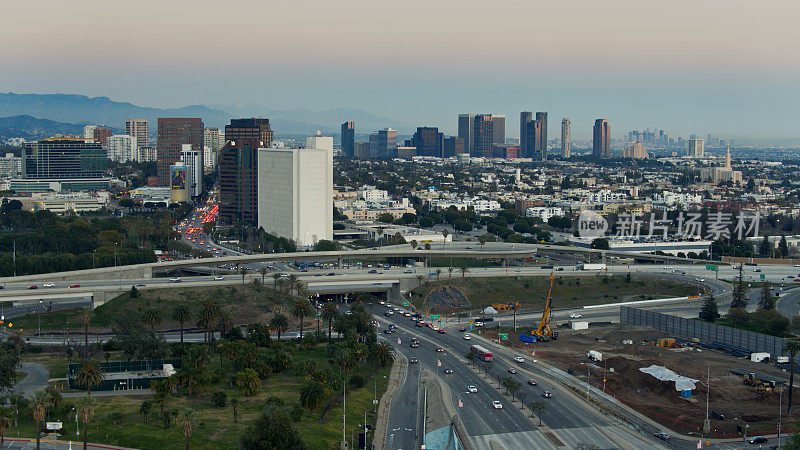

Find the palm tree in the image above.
[
  {"left": 77, "top": 395, "right": 94, "bottom": 450},
  {"left": 442, "top": 229, "right": 449, "bottom": 249},
  {"left": 369, "top": 342, "right": 395, "bottom": 367},
  {"left": 259, "top": 267, "right": 268, "bottom": 284},
  {"left": 447, "top": 266, "right": 454, "bottom": 282},
  {"left": 531, "top": 401, "right": 546, "bottom": 426},
  {"left": 435, "top": 269, "right": 442, "bottom": 283},
  {"left": 376, "top": 227, "right": 384, "bottom": 247},
  {"left": 410, "top": 240, "right": 418, "bottom": 251},
  {"left": 322, "top": 303, "right": 339, "bottom": 342},
  {"left": 142, "top": 308, "right": 162, "bottom": 331},
  {"left": 230, "top": 397, "right": 239, "bottom": 422},
  {"left": 288, "top": 274, "right": 300, "bottom": 296},
  {"left": 179, "top": 408, "right": 196, "bottom": 450},
  {"left": 200, "top": 300, "right": 220, "bottom": 344},
  {"left": 292, "top": 299, "right": 313, "bottom": 339},
  {"left": 270, "top": 313, "right": 289, "bottom": 340},
  {"left": 0, "top": 409, "right": 10, "bottom": 449},
  {"left": 300, "top": 380, "right": 327, "bottom": 413},
  {"left": 459, "top": 266, "right": 469, "bottom": 278},
  {"left": 235, "top": 368, "right": 261, "bottom": 396},
  {"left": 272, "top": 272, "right": 281, "bottom": 289},
  {"left": 478, "top": 235, "right": 487, "bottom": 250},
  {"left": 240, "top": 267, "right": 248, "bottom": 284},
  {"left": 81, "top": 307, "right": 92, "bottom": 347},
  {"left": 75, "top": 361, "right": 105, "bottom": 397},
  {"left": 172, "top": 305, "right": 192, "bottom": 344},
  {"left": 32, "top": 390, "right": 47, "bottom": 450},
  {"left": 416, "top": 275, "right": 424, "bottom": 288},
  {"left": 784, "top": 339, "right": 800, "bottom": 413},
  {"left": 139, "top": 400, "right": 153, "bottom": 423}
]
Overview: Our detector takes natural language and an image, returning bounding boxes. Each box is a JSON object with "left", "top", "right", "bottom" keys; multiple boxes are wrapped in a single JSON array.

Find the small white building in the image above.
[
  {"left": 107, "top": 135, "right": 137, "bottom": 163},
  {"left": 180, "top": 144, "right": 202, "bottom": 197},
  {"left": 525, "top": 206, "right": 565, "bottom": 222}
]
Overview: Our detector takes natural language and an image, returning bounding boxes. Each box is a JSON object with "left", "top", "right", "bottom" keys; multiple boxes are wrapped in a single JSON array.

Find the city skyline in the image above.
[{"left": 2, "top": 0, "right": 799, "bottom": 139}]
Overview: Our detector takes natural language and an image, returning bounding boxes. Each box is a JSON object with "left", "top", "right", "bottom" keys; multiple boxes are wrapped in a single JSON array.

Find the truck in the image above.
[
  {"left": 750, "top": 352, "right": 771, "bottom": 363},
  {"left": 587, "top": 350, "right": 603, "bottom": 361},
  {"left": 578, "top": 263, "right": 607, "bottom": 271}
]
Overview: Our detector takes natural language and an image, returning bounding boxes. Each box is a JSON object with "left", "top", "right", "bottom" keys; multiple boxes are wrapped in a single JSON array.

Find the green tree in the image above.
[
  {"left": 435, "top": 268, "right": 442, "bottom": 283},
  {"left": 240, "top": 407, "right": 307, "bottom": 450},
  {"left": 292, "top": 299, "right": 314, "bottom": 339},
  {"left": 32, "top": 390, "right": 47, "bottom": 450},
  {"left": 591, "top": 238, "right": 609, "bottom": 250},
  {"left": 699, "top": 292, "right": 719, "bottom": 322},
  {"left": 321, "top": 303, "right": 339, "bottom": 342},
  {"left": 139, "top": 400, "right": 153, "bottom": 423},
  {"left": 501, "top": 377, "right": 521, "bottom": 401},
  {"left": 784, "top": 339, "right": 800, "bottom": 414},
  {"left": 410, "top": 240, "right": 418, "bottom": 251},
  {"left": 75, "top": 361, "right": 105, "bottom": 396},
  {"left": 313, "top": 240, "right": 337, "bottom": 251},
  {"left": 129, "top": 285, "right": 139, "bottom": 299},
  {"left": 478, "top": 235, "right": 487, "bottom": 250},
  {"left": 726, "top": 308, "right": 749, "bottom": 327},
  {"left": 230, "top": 397, "right": 239, "bottom": 422},
  {"left": 760, "top": 235, "right": 771, "bottom": 256},
  {"left": 369, "top": 342, "right": 395, "bottom": 367},
  {"left": 270, "top": 313, "right": 288, "bottom": 340},
  {"left": 299, "top": 380, "right": 327, "bottom": 413},
  {"left": 758, "top": 282, "right": 774, "bottom": 310},
  {"left": 531, "top": 400, "right": 546, "bottom": 426},
  {"left": 259, "top": 267, "right": 268, "bottom": 284},
  {"left": 81, "top": 307, "right": 92, "bottom": 347},
  {"left": 730, "top": 265, "right": 748, "bottom": 309},
  {"left": 143, "top": 308, "right": 163, "bottom": 331},
  {"left": 272, "top": 273, "right": 281, "bottom": 289},
  {"left": 78, "top": 395, "right": 94, "bottom": 450},
  {"left": 235, "top": 368, "right": 261, "bottom": 396},
  {"left": 240, "top": 267, "right": 248, "bottom": 284},
  {"left": 0, "top": 409, "right": 10, "bottom": 449},
  {"left": 179, "top": 408, "right": 196, "bottom": 450},
  {"left": 172, "top": 305, "right": 192, "bottom": 344},
  {"left": 442, "top": 229, "right": 449, "bottom": 250},
  {"left": 460, "top": 266, "right": 469, "bottom": 278},
  {"left": 780, "top": 235, "right": 789, "bottom": 259}
]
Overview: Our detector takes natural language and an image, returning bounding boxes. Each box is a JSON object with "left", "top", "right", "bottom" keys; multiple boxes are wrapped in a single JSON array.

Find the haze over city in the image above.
[{"left": 2, "top": 0, "right": 800, "bottom": 138}]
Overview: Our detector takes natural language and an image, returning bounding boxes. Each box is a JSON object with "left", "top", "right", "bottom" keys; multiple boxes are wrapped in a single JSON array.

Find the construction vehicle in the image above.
[
  {"left": 531, "top": 273, "right": 558, "bottom": 341},
  {"left": 657, "top": 338, "right": 677, "bottom": 348},
  {"left": 492, "top": 301, "right": 521, "bottom": 311},
  {"left": 743, "top": 372, "right": 778, "bottom": 394}
]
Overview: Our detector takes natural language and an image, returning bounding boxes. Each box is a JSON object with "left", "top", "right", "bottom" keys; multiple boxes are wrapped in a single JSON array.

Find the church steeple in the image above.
[{"left": 724, "top": 145, "right": 731, "bottom": 169}]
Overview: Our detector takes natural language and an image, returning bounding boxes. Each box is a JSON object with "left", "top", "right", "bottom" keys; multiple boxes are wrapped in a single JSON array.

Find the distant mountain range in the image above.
[
  {"left": 0, "top": 115, "right": 86, "bottom": 141},
  {"left": 0, "top": 93, "right": 411, "bottom": 135}
]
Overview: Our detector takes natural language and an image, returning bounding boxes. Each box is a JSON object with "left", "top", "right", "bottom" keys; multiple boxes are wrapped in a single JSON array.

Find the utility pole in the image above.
[
  {"left": 703, "top": 364, "right": 710, "bottom": 437},
  {"left": 779, "top": 384, "right": 783, "bottom": 449},
  {"left": 341, "top": 380, "right": 346, "bottom": 450},
  {"left": 12, "top": 241, "right": 16, "bottom": 277}
]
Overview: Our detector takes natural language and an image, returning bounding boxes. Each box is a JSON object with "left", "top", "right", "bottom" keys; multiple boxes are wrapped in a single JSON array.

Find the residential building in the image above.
[
  {"left": 525, "top": 206, "right": 565, "bottom": 222},
  {"left": 82, "top": 125, "right": 97, "bottom": 139},
  {"left": 306, "top": 131, "right": 333, "bottom": 151},
  {"left": 203, "top": 127, "right": 222, "bottom": 152},
  {"left": 125, "top": 119, "right": 149, "bottom": 150},
  {"left": 257, "top": 144, "right": 333, "bottom": 247},
  {"left": 492, "top": 115, "right": 506, "bottom": 145},
  {"left": 138, "top": 146, "right": 156, "bottom": 163},
  {"left": 536, "top": 112, "right": 548, "bottom": 160},
  {"left": 368, "top": 128, "right": 397, "bottom": 158},
  {"left": 203, "top": 146, "right": 216, "bottom": 173},
  {"left": 561, "top": 118, "right": 571, "bottom": 158},
  {"left": 443, "top": 136, "right": 465, "bottom": 157},
  {"left": 622, "top": 141, "right": 649, "bottom": 159},
  {"left": 180, "top": 145, "right": 202, "bottom": 197},
  {"left": 472, "top": 114, "right": 494, "bottom": 158},
  {"left": 93, "top": 127, "right": 112, "bottom": 147},
  {"left": 688, "top": 138, "right": 704, "bottom": 157},
  {"left": 156, "top": 118, "right": 203, "bottom": 186},
  {"left": 106, "top": 134, "right": 137, "bottom": 162},
  {"left": 520, "top": 112, "right": 533, "bottom": 157},
  {"left": 0, "top": 153, "right": 23, "bottom": 178},
  {"left": 411, "top": 127, "right": 443, "bottom": 157},
  {"left": 341, "top": 122, "right": 355, "bottom": 157},
  {"left": 592, "top": 119, "right": 610, "bottom": 158}
]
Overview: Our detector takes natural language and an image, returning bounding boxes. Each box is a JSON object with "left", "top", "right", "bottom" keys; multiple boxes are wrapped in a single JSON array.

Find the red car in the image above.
[
  {"left": 68, "top": 284, "right": 81, "bottom": 288},
  {"left": 438, "top": 329, "right": 446, "bottom": 334},
  {"left": 27, "top": 285, "right": 38, "bottom": 289}
]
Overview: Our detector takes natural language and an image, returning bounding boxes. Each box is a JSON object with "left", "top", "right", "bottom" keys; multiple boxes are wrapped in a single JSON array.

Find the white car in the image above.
[
  {"left": 463, "top": 334, "right": 471, "bottom": 340},
  {"left": 43, "top": 282, "right": 55, "bottom": 288},
  {"left": 467, "top": 386, "right": 478, "bottom": 393},
  {"left": 492, "top": 401, "right": 503, "bottom": 409},
  {"left": 514, "top": 356, "right": 525, "bottom": 364},
  {"left": 569, "top": 313, "right": 582, "bottom": 319},
  {"left": 214, "top": 275, "right": 224, "bottom": 281}
]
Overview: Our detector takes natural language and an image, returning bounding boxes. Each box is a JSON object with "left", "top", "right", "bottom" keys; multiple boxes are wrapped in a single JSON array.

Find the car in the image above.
[
  {"left": 459, "top": 327, "right": 467, "bottom": 332},
  {"left": 438, "top": 329, "right": 446, "bottom": 334},
  {"left": 368, "top": 269, "right": 378, "bottom": 274},
  {"left": 169, "top": 277, "right": 182, "bottom": 283},
  {"left": 514, "top": 356, "right": 524, "bottom": 364},
  {"left": 467, "top": 385, "right": 478, "bottom": 393},
  {"left": 528, "top": 379, "right": 537, "bottom": 386},
  {"left": 444, "top": 369, "right": 453, "bottom": 374},
  {"left": 463, "top": 334, "right": 471, "bottom": 340},
  {"left": 436, "top": 347, "right": 444, "bottom": 352},
  {"left": 383, "top": 329, "right": 394, "bottom": 334},
  {"left": 43, "top": 282, "right": 55, "bottom": 288},
  {"left": 695, "top": 277, "right": 705, "bottom": 282},
  {"left": 384, "top": 312, "right": 394, "bottom": 317},
  {"left": 753, "top": 268, "right": 762, "bottom": 272},
  {"left": 326, "top": 272, "right": 336, "bottom": 276},
  {"left": 492, "top": 401, "right": 503, "bottom": 409},
  {"left": 68, "top": 284, "right": 80, "bottom": 288},
  {"left": 569, "top": 313, "right": 582, "bottom": 319},
  {"left": 214, "top": 275, "right": 224, "bottom": 281},
  {"left": 416, "top": 322, "right": 423, "bottom": 327},
  {"left": 709, "top": 410, "right": 725, "bottom": 420},
  {"left": 409, "top": 358, "right": 419, "bottom": 364},
  {"left": 749, "top": 437, "right": 767, "bottom": 444},
  {"left": 403, "top": 269, "right": 413, "bottom": 273},
  {"left": 508, "top": 368, "right": 517, "bottom": 374},
  {"left": 137, "top": 283, "right": 146, "bottom": 287},
  {"left": 542, "top": 391, "right": 553, "bottom": 398},
  {"left": 27, "top": 285, "right": 38, "bottom": 289},
  {"left": 410, "top": 343, "right": 419, "bottom": 348},
  {"left": 654, "top": 432, "right": 670, "bottom": 441},
  {"left": 429, "top": 272, "right": 436, "bottom": 276}
]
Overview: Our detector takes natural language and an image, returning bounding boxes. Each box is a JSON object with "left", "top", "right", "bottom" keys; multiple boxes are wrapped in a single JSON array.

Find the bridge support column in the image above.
[
  {"left": 601, "top": 251, "right": 607, "bottom": 265},
  {"left": 337, "top": 257, "right": 342, "bottom": 269}
]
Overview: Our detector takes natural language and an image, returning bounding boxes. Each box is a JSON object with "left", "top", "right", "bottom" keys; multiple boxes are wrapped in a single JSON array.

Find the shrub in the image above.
[
  {"left": 349, "top": 374, "right": 365, "bottom": 389},
  {"left": 211, "top": 391, "right": 228, "bottom": 408}
]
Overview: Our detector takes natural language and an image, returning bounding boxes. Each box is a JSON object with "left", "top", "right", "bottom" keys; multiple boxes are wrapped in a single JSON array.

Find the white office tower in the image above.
[
  {"left": 180, "top": 144, "right": 202, "bottom": 197},
  {"left": 82, "top": 125, "right": 97, "bottom": 139},
  {"left": 203, "top": 146, "right": 216, "bottom": 173},
  {"left": 306, "top": 130, "right": 334, "bottom": 151},
  {"left": 257, "top": 143, "right": 333, "bottom": 247},
  {"left": 688, "top": 138, "right": 704, "bottom": 157},
  {"left": 561, "top": 118, "right": 571, "bottom": 158},
  {"left": 106, "top": 134, "right": 137, "bottom": 162}
]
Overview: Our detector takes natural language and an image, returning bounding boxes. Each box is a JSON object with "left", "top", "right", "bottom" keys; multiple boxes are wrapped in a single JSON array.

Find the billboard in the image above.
[{"left": 171, "top": 167, "right": 186, "bottom": 190}]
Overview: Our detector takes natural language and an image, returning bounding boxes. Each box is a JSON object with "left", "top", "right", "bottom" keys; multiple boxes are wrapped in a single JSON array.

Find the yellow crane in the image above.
[{"left": 532, "top": 272, "right": 558, "bottom": 341}]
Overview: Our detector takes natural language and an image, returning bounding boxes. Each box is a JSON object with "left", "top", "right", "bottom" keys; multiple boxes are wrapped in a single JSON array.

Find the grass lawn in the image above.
[
  {"left": 409, "top": 273, "right": 697, "bottom": 314},
  {"left": 7, "top": 344, "right": 392, "bottom": 450}
]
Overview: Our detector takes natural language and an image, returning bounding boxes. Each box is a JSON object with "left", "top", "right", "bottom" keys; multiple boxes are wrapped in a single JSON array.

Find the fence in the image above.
[
  {"left": 620, "top": 306, "right": 786, "bottom": 357},
  {"left": 68, "top": 358, "right": 182, "bottom": 391}
]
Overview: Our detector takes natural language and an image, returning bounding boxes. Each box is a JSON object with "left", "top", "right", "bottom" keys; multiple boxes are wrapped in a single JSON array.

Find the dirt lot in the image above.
[
  {"left": 409, "top": 274, "right": 697, "bottom": 315},
  {"left": 484, "top": 324, "right": 795, "bottom": 438}
]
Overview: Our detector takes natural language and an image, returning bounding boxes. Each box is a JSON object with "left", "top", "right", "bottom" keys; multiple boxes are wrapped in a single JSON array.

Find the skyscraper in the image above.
[
  {"left": 472, "top": 115, "right": 494, "bottom": 158},
  {"left": 368, "top": 128, "right": 397, "bottom": 158},
  {"left": 411, "top": 127, "right": 444, "bottom": 157},
  {"left": 458, "top": 114, "right": 475, "bottom": 155},
  {"left": 218, "top": 118, "right": 273, "bottom": 225},
  {"left": 443, "top": 136, "right": 465, "bottom": 157},
  {"left": 157, "top": 118, "right": 203, "bottom": 185},
  {"left": 561, "top": 118, "right": 571, "bottom": 158},
  {"left": 535, "top": 112, "right": 548, "bottom": 160},
  {"left": 204, "top": 127, "right": 222, "bottom": 152},
  {"left": 592, "top": 119, "right": 610, "bottom": 158},
  {"left": 520, "top": 112, "right": 532, "bottom": 157},
  {"left": 93, "top": 126, "right": 112, "bottom": 147},
  {"left": 180, "top": 144, "right": 202, "bottom": 198},
  {"left": 524, "top": 120, "right": 543, "bottom": 160},
  {"left": 688, "top": 138, "right": 704, "bottom": 157},
  {"left": 340, "top": 122, "right": 355, "bottom": 157},
  {"left": 23, "top": 139, "right": 106, "bottom": 179},
  {"left": 125, "top": 119, "right": 149, "bottom": 150},
  {"left": 492, "top": 115, "right": 506, "bottom": 145}
]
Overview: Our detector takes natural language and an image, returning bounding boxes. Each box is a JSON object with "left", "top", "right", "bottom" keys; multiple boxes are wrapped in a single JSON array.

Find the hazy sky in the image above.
[{"left": 3, "top": 0, "right": 799, "bottom": 138}]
